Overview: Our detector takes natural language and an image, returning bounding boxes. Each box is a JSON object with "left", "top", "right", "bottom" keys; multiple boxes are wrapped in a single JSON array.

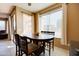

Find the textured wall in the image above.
[{"left": 67, "top": 4, "right": 79, "bottom": 42}]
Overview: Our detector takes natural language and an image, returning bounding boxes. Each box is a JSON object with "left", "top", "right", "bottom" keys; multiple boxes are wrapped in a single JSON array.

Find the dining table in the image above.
[{"left": 21, "top": 33, "right": 55, "bottom": 56}]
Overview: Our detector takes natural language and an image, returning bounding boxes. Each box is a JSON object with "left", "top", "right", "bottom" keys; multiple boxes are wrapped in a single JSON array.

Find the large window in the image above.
[
  {"left": 39, "top": 9, "right": 63, "bottom": 38},
  {"left": 22, "top": 13, "right": 33, "bottom": 34},
  {"left": 0, "top": 20, "right": 5, "bottom": 30}
]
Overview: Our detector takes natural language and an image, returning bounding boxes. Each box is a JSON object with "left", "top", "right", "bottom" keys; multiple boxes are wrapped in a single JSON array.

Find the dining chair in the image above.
[
  {"left": 46, "top": 38, "right": 54, "bottom": 56},
  {"left": 15, "top": 34, "right": 21, "bottom": 56},
  {"left": 19, "top": 36, "right": 44, "bottom": 56},
  {"left": 41, "top": 31, "right": 55, "bottom": 56}
]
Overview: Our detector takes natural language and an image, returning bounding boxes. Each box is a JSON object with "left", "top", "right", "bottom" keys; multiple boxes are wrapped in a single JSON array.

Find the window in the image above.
[
  {"left": 0, "top": 20, "right": 5, "bottom": 30},
  {"left": 22, "top": 13, "right": 33, "bottom": 34},
  {"left": 39, "top": 9, "right": 63, "bottom": 38}
]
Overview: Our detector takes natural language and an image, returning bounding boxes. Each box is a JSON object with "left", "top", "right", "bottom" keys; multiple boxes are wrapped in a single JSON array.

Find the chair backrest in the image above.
[
  {"left": 41, "top": 31, "right": 55, "bottom": 35},
  {"left": 19, "top": 36, "right": 28, "bottom": 54},
  {"left": 15, "top": 34, "right": 20, "bottom": 46}
]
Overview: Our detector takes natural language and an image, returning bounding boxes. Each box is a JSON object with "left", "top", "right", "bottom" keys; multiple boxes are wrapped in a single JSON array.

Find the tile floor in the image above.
[{"left": 0, "top": 40, "right": 69, "bottom": 56}]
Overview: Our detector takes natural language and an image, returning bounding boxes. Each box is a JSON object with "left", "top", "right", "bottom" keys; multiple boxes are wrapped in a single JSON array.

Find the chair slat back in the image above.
[
  {"left": 20, "top": 36, "right": 28, "bottom": 54},
  {"left": 15, "top": 34, "right": 20, "bottom": 46}
]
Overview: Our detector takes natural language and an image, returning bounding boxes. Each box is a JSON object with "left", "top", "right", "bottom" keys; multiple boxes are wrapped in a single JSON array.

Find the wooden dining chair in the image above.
[
  {"left": 19, "top": 36, "right": 43, "bottom": 56},
  {"left": 41, "top": 31, "right": 55, "bottom": 56},
  {"left": 15, "top": 34, "right": 21, "bottom": 56}
]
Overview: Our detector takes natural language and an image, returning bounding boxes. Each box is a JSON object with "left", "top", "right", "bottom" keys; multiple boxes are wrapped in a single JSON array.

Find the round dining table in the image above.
[{"left": 21, "top": 33, "right": 55, "bottom": 56}]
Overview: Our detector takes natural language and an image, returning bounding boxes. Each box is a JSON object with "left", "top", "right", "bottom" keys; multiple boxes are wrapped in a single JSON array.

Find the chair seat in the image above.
[
  {"left": 21, "top": 43, "right": 41, "bottom": 55},
  {"left": 28, "top": 43, "right": 38, "bottom": 54},
  {"left": 20, "top": 36, "right": 44, "bottom": 56}
]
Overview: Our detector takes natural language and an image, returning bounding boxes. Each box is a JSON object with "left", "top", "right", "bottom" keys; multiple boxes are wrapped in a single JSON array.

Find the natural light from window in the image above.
[
  {"left": 39, "top": 9, "right": 63, "bottom": 38},
  {"left": 22, "top": 13, "right": 33, "bottom": 34},
  {"left": 0, "top": 21, "right": 5, "bottom": 30}
]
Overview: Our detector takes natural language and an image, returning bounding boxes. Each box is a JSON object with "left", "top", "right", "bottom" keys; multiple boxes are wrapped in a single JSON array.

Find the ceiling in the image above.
[
  {"left": 0, "top": 3, "right": 54, "bottom": 18},
  {"left": 0, "top": 3, "right": 54, "bottom": 14}
]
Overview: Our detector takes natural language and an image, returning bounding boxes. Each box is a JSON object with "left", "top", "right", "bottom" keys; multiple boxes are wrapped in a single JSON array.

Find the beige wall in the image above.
[
  {"left": 67, "top": 4, "right": 79, "bottom": 42},
  {"left": 16, "top": 7, "right": 23, "bottom": 34},
  {"left": 8, "top": 16, "right": 11, "bottom": 40}
]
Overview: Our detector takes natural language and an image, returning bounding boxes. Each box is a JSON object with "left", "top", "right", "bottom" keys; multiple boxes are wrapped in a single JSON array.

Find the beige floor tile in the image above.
[{"left": 0, "top": 40, "right": 69, "bottom": 56}]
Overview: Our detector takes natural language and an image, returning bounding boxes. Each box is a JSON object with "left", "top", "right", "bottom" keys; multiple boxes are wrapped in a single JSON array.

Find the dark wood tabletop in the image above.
[{"left": 21, "top": 33, "right": 54, "bottom": 41}]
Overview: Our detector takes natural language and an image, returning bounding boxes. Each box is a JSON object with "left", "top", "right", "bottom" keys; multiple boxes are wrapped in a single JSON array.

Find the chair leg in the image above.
[
  {"left": 16, "top": 45, "right": 17, "bottom": 56},
  {"left": 18, "top": 48, "right": 20, "bottom": 56},
  {"left": 20, "top": 50, "right": 23, "bottom": 56},
  {"left": 43, "top": 42, "right": 45, "bottom": 55}
]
